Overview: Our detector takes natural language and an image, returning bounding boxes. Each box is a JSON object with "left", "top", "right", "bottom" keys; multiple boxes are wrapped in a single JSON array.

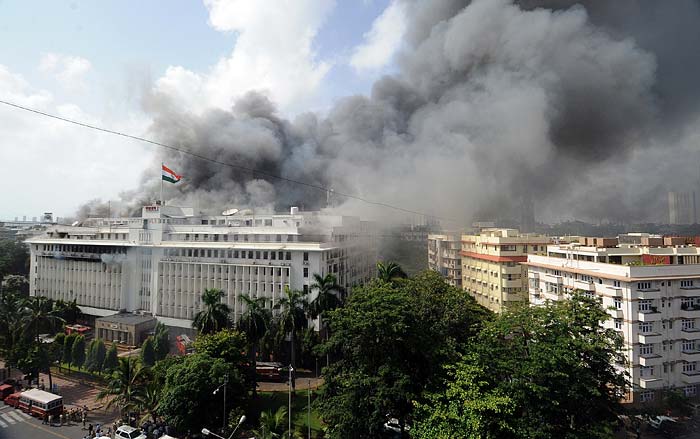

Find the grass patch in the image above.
[{"left": 251, "top": 390, "right": 323, "bottom": 435}]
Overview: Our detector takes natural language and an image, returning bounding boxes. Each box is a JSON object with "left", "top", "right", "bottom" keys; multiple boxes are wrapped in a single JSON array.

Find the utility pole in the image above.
[{"left": 308, "top": 379, "right": 311, "bottom": 439}]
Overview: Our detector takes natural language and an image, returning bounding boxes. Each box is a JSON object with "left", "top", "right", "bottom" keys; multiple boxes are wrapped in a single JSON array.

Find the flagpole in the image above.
[{"left": 160, "top": 162, "right": 164, "bottom": 206}]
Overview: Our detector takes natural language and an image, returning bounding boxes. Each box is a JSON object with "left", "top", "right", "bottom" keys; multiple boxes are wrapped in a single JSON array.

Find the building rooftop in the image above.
[{"left": 97, "top": 312, "right": 156, "bottom": 326}]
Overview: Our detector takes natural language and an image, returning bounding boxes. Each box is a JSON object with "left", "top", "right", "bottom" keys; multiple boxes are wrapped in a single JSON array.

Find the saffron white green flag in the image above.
[{"left": 162, "top": 164, "right": 181, "bottom": 183}]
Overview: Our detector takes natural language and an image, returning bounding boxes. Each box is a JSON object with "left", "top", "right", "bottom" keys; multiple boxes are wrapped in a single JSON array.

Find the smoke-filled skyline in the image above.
[{"left": 73, "top": 0, "right": 700, "bottom": 225}]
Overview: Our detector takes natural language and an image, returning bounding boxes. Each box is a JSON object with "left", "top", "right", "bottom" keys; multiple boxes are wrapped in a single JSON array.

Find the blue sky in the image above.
[{"left": 0, "top": 0, "right": 401, "bottom": 219}]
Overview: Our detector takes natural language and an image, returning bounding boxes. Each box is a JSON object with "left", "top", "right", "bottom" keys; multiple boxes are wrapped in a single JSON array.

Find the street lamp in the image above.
[
  {"left": 202, "top": 416, "right": 246, "bottom": 439},
  {"left": 213, "top": 374, "right": 229, "bottom": 431},
  {"left": 288, "top": 364, "right": 294, "bottom": 439}
]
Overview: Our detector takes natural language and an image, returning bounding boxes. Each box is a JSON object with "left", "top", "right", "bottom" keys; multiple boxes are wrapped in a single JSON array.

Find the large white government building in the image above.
[
  {"left": 526, "top": 235, "right": 700, "bottom": 404},
  {"left": 28, "top": 204, "right": 377, "bottom": 329}
]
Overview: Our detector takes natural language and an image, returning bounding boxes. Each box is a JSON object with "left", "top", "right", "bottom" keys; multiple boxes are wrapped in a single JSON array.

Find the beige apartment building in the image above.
[
  {"left": 427, "top": 233, "right": 462, "bottom": 288},
  {"left": 461, "top": 229, "right": 549, "bottom": 312},
  {"left": 526, "top": 238, "right": 700, "bottom": 404}
]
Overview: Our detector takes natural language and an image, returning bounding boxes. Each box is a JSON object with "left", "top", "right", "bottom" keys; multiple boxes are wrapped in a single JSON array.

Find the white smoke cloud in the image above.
[
  {"left": 153, "top": 0, "right": 336, "bottom": 115},
  {"left": 38, "top": 53, "right": 92, "bottom": 91},
  {"left": 350, "top": 0, "right": 407, "bottom": 72},
  {"left": 0, "top": 63, "right": 152, "bottom": 219}
]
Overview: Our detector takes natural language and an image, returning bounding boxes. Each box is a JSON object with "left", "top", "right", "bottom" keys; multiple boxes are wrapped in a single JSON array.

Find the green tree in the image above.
[
  {"left": 140, "top": 337, "right": 156, "bottom": 367},
  {"left": 71, "top": 335, "right": 86, "bottom": 370},
  {"left": 193, "top": 328, "right": 248, "bottom": 367},
  {"left": 62, "top": 333, "right": 78, "bottom": 373},
  {"left": 252, "top": 406, "right": 289, "bottom": 439},
  {"left": 274, "top": 286, "right": 309, "bottom": 391},
  {"left": 317, "top": 272, "right": 490, "bottom": 438},
  {"left": 0, "top": 291, "right": 26, "bottom": 362},
  {"left": 85, "top": 339, "right": 97, "bottom": 372},
  {"left": 309, "top": 273, "right": 344, "bottom": 368},
  {"left": 159, "top": 353, "right": 245, "bottom": 433},
  {"left": 153, "top": 322, "right": 170, "bottom": 361},
  {"left": 103, "top": 342, "right": 118, "bottom": 373},
  {"left": 237, "top": 294, "right": 271, "bottom": 396},
  {"left": 413, "top": 293, "right": 627, "bottom": 439},
  {"left": 52, "top": 299, "right": 81, "bottom": 325},
  {"left": 93, "top": 339, "right": 106, "bottom": 373},
  {"left": 376, "top": 261, "right": 407, "bottom": 283},
  {"left": 97, "top": 357, "right": 147, "bottom": 417},
  {"left": 22, "top": 296, "right": 64, "bottom": 344},
  {"left": 136, "top": 381, "right": 162, "bottom": 424},
  {"left": 193, "top": 288, "right": 231, "bottom": 335},
  {"left": 0, "top": 239, "right": 29, "bottom": 290},
  {"left": 2, "top": 275, "right": 29, "bottom": 296}
]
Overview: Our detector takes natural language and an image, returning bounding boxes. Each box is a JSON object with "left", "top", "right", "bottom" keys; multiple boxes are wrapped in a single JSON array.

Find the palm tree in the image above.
[
  {"left": 0, "top": 291, "right": 25, "bottom": 356},
  {"left": 309, "top": 273, "right": 344, "bottom": 368},
  {"left": 377, "top": 261, "right": 408, "bottom": 283},
  {"left": 252, "top": 406, "right": 289, "bottom": 439},
  {"left": 22, "top": 296, "right": 64, "bottom": 390},
  {"left": 192, "top": 288, "right": 231, "bottom": 335},
  {"left": 275, "top": 287, "right": 309, "bottom": 391},
  {"left": 135, "top": 381, "right": 161, "bottom": 425},
  {"left": 238, "top": 294, "right": 271, "bottom": 397},
  {"left": 97, "top": 357, "right": 147, "bottom": 419}
]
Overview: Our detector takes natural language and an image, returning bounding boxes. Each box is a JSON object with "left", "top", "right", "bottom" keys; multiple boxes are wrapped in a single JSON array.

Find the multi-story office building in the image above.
[
  {"left": 668, "top": 191, "right": 697, "bottom": 225},
  {"left": 427, "top": 232, "right": 462, "bottom": 288},
  {"left": 526, "top": 241, "right": 700, "bottom": 403},
  {"left": 28, "top": 204, "right": 377, "bottom": 329},
  {"left": 461, "top": 229, "right": 549, "bottom": 313}
]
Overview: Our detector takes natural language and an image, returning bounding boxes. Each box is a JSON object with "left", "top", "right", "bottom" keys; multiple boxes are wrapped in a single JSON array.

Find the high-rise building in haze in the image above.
[{"left": 668, "top": 191, "right": 697, "bottom": 224}]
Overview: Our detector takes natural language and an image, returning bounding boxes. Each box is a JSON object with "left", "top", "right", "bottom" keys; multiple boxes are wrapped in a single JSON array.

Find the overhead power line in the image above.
[{"left": 0, "top": 99, "right": 458, "bottom": 223}]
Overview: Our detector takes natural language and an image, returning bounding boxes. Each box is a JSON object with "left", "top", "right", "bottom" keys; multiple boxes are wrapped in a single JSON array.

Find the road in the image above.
[{"left": 0, "top": 404, "right": 109, "bottom": 439}]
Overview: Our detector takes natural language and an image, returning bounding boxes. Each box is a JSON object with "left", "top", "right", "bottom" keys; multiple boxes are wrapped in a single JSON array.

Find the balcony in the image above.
[
  {"left": 636, "top": 290, "right": 661, "bottom": 300},
  {"left": 680, "top": 349, "right": 700, "bottom": 362},
  {"left": 680, "top": 305, "right": 700, "bottom": 319},
  {"left": 681, "top": 371, "right": 700, "bottom": 384},
  {"left": 639, "top": 354, "right": 664, "bottom": 367},
  {"left": 681, "top": 328, "right": 700, "bottom": 340},
  {"left": 638, "top": 377, "right": 665, "bottom": 389},
  {"left": 608, "top": 308, "right": 624, "bottom": 319},
  {"left": 638, "top": 332, "right": 663, "bottom": 344},
  {"left": 638, "top": 310, "right": 662, "bottom": 322}
]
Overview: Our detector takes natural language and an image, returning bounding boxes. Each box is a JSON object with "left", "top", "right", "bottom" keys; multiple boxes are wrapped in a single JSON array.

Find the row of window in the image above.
[{"left": 164, "top": 248, "right": 297, "bottom": 261}]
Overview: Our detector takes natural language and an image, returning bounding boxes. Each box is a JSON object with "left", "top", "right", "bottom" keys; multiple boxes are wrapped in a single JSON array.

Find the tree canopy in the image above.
[
  {"left": 412, "top": 293, "right": 628, "bottom": 439},
  {"left": 316, "top": 271, "right": 491, "bottom": 438},
  {"left": 193, "top": 288, "right": 231, "bottom": 335}
]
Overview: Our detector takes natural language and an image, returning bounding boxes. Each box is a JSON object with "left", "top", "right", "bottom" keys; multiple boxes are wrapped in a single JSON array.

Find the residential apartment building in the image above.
[
  {"left": 526, "top": 241, "right": 700, "bottom": 403},
  {"left": 428, "top": 232, "right": 462, "bottom": 288},
  {"left": 28, "top": 204, "right": 378, "bottom": 329},
  {"left": 461, "top": 228, "right": 549, "bottom": 312}
]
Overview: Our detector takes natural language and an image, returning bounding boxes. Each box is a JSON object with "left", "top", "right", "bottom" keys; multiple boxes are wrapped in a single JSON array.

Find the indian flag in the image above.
[{"left": 162, "top": 164, "right": 182, "bottom": 183}]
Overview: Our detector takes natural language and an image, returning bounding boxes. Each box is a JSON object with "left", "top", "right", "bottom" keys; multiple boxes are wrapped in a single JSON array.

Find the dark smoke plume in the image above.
[{"left": 80, "top": 0, "right": 700, "bottom": 225}]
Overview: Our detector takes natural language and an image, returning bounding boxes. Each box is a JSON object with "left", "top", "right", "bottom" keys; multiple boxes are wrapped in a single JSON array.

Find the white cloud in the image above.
[
  {"left": 38, "top": 53, "right": 92, "bottom": 90},
  {"left": 0, "top": 64, "right": 152, "bottom": 219},
  {"left": 153, "top": 0, "right": 336, "bottom": 115},
  {"left": 350, "top": 0, "right": 406, "bottom": 72}
]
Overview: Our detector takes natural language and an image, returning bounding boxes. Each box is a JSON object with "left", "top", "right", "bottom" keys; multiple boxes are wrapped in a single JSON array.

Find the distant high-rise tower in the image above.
[
  {"left": 519, "top": 193, "right": 535, "bottom": 232},
  {"left": 668, "top": 191, "right": 696, "bottom": 224}
]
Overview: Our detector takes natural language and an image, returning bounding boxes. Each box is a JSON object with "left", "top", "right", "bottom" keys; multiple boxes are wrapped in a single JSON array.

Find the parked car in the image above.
[
  {"left": 383, "top": 417, "right": 410, "bottom": 436},
  {"left": 0, "top": 384, "right": 14, "bottom": 401},
  {"left": 114, "top": 425, "right": 147, "bottom": 439},
  {"left": 3, "top": 392, "right": 21, "bottom": 408}
]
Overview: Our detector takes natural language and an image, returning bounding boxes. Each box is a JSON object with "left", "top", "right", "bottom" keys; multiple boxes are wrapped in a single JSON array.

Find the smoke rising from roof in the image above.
[{"left": 79, "top": 0, "right": 700, "bottom": 225}]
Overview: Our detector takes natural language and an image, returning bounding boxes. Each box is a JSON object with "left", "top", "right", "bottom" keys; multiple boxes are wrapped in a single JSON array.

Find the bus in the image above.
[{"left": 18, "top": 389, "right": 63, "bottom": 418}]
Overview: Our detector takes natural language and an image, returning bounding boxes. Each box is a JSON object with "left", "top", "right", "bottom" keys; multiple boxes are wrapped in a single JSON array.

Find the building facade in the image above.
[
  {"left": 28, "top": 204, "right": 377, "bottom": 329},
  {"left": 427, "top": 233, "right": 462, "bottom": 288},
  {"left": 461, "top": 229, "right": 549, "bottom": 313},
  {"left": 668, "top": 191, "right": 697, "bottom": 225},
  {"left": 526, "top": 242, "right": 700, "bottom": 403}
]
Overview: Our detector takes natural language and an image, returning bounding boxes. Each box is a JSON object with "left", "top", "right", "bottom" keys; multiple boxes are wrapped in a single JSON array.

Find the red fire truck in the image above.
[{"left": 18, "top": 389, "right": 63, "bottom": 418}]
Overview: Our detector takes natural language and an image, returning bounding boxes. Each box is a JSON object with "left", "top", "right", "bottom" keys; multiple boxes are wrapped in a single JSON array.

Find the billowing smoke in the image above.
[{"left": 79, "top": 0, "right": 700, "bottom": 225}]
